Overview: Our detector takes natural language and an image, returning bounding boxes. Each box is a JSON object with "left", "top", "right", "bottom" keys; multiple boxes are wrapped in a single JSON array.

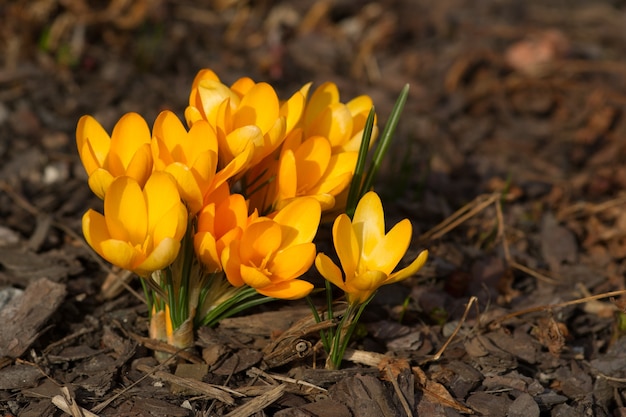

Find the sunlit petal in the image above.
[
  {"left": 240, "top": 220, "right": 281, "bottom": 263},
  {"left": 104, "top": 176, "right": 147, "bottom": 244},
  {"left": 234, "top": 82, "right": 279, "bottom": 133},
  {"left": 315, "top": 253, "right": 346, "bottom": 291},
  {"left": 273, "top": 197, "right": 320, "bottom": 247},
  {"left": 280, "top": 87, "right": 307, "bottom": 135},
  {"left": 352, "top": 191, "right": 385, "bottom": 257},
  {"left": 332, "top": 214, "right": 359, "bottom": 281},
  {"left": 231, "top": 77, "right": 255, "bottom": 98},
  {"left": 222, "top": 241, "right": 244, "bottom": 287},
  {"left": 305, "top": 82, "right": 339, "bottom": 127},
  {"left": 366, "top": 219, "right": 412, "bottom": 274},
  {"left": 346, "top": 270, "right": 387, "bottom": 304},
  {"left": 87, "top": 169, "right": 114, "bottom": 199},
  {"left": 100, "top": 239, "right": 142, "bottom": 272},
  {"left": 82, "top": 209, "right": 110, "bottom": 255},
  {"left": 144, "top": 172, "right": 182, "bottom": 231},
  {"left": 387, "top": 250, "right": 429, "bottom": 284},
  {"left": 136, "top": 238, "right": 181, "bottom": 276},
  {"left": 194, "top": 231, "right": 220, "bottom": 272},
  {"left": 269, "top": 243, "right": 316, "bottom": 281},
  {"left": 76, "top": 115, "right": 110, "bottom": 174},
  {"left": 108, "top": 112, "right": 151, "bottom": 174},
  {"left": 240, "top": 264, "right": 273, "bottom": 289},
  {"left": 256, "top": 279, "right": 314, "bottom": 300},
  {"left": 124, "top": 143, "right": 153, "bottom": 186}
]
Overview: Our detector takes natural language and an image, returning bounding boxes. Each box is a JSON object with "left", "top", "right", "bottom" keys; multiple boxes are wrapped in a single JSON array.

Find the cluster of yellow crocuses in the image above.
[{"left": 76, "top": 68, "right": 428, "bottom": 355}]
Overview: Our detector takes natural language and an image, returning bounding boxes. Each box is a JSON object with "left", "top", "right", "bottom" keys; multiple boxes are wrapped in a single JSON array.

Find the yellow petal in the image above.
[
  {"left": 135, "top": 237, "right": 182, "bottom": 276},
  {"left": 240, "top": 264, "right": 273, "bottom": 289},
  {"left": 346, "top": 270, "right": 387, "bottom": 305},
  {"left": 314, "top": 253, "right": 346, "bottom": 291},
  {"left": 269, "top": 243, "right": 316, "bottom": 281},
  {"left": 231, "top": 77, "right": 256, "bottom": 97},
  {"left": 332, "top": 214, "right": 359, "bottom": 282},
  {"left": 104, "top": 176, "right": 147, "bottom": 244},
  {"left": 76, "top": 115, "right": 110, "bottom": 175},
  {"left": 367, "top": 219, "right": 412, "bottom": 274},
  {"left": 273, "top": 197, "right": 321, "bottom": 247},
  {"left": 190, "top": 68, "right": 220, "bottom": 93},
  {"left": 305, "top": 82, "right": 339, "bottom": 127},
  {"left": 194, "top": 231, "right": 220, "bottom": 272},
  {"left": 196, "top": 79, "right": 238, "bottom": 126},
  {"left": 280, "top": 88, "right": 307, "bottom": 135},
  {"left": 352, "top": 191, "right": 385, "bottom": 257},
  {"left": 124, "top": 143, "right": 153, "bottom": 186},
  {"left": 223, "top": 125, "right": 262, "bottom": 162},
  {"left": 277, "top": 150, "right": 297, "bottom": 201},
  {"left": 214, "top": 194, "right": 248, "bottom": 238},
  {"left": 144, "top": 172, "right": 183, "bottom": 233},
  {"left": 164, "top": 163, "right": 203, "bottom": 213},
  {"left": 87, "top": 169, "right": 114, "bottom": 199},
  {"left": 108, "top": 112, "right": 151, "bottom": 175},
  {"left": 387, "top": 249, "right": 429, "bottom": 284},
  {"left": 310, "top": 152, "right": 357, "bottom": 196},
  {"left": 346, "top": 95, "right": 374, "bottom": 130},
  {"left": 184, "top": 106, "right": 204, "bottom": 126},
  {"left": 256, "top": 279, "right": 314, "bottom": 300},
  {"left": 294, "top": 136, "right": 331, "bottom": 190},
  {"left": 82, "top": 209, "right": 109, "bottom": 255},
  {"left": 100, "top": 239, "right": 143, "bottom": 272},
  {"left": 234, "top": 82, "right": 279, "bottom": 133},
  {"left": 222, "top": 241, "right": 244, "bottom": 287},
  {"left": 240, "top": 220, "right": 281, "bottom": 263},
  {"left": 152, "top": 111, "right": 186, "bottom": 160}
]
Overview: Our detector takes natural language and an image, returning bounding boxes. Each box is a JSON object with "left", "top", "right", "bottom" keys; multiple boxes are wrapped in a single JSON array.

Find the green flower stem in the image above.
[
  {"left": 199, "top": 286, "right": 275, "bottom": 328},
  {"left": 346, "top": 106, "right": 376, "bottom": 218},
  {"left": 175, "top": 219, "right": 195, "bottom": 327},
  {"left": 360, "top": 84, "right": 409, "bottom": 195},
  {"left": 306, "top": 296, "right": 331, "bottom": 352}
]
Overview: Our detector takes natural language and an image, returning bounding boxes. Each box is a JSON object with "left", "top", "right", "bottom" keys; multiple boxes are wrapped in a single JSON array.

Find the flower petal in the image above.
[
  {"left": 352, "top": 191, "right": 385, "bottom": 258},
  {"left": 346, "top": 270, "right": 387, "bottom": 305},
  {"left": 234, "top": 82, "right": 279, "bottom": 133},
  {"left": 108, "top": 112, "right": 151, "bottom": 175},
  {"left": 269, "top": 243, "right": 316, "bottom": 281},
  {"left": 240, "top": 264, "right": 273, "bottom": 289},
  {"left": 76, "top": 115, "right": 110, "bottom": 175},
  {"left": 315, "top": 253, "right": 346, "bottom": 291},
  {"left": 332, "top": 214, "right": 359, "bottom": 283},
  {"left": 222, "top": 241, "right": 244, "bottom": 287},
  {"left": 305, "top": 82, "right": 339, "bottom": 127},
  {"left": 366, "top": 219, "right": 412, "bottom": 275},
  {"left": 273, "top": 197, "right": 321, "bottom": 247},
  {"left": 82, "top": 209, "right": 110, "bottom": 255},
  {"left": 387, "top": 249, "right": 429, "bottom": 284},
  {"left": 104, "top": 176, "right": 147, "bottom": 244},
  {"left": 100, "top": 239, "right": 143, "bottom": 272},
  {"left": 135, "top": 237, "right": 182, "bottom": 276},
  {"left": 240, "top": 220, "right": 281, "bottom": 263},
  {"left": 256, "top": 279, "right": 314, "bottom": 300}
]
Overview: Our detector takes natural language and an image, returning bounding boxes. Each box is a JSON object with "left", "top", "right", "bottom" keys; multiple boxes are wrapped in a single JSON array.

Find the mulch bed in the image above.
[{"left": 2, "top": 0, "right": 626, "bottom": 415}]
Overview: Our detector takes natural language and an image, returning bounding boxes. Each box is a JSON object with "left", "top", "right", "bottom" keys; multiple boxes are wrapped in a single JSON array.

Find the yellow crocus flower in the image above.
[
  {"left": 76, "top": 112, "right": 153, "bottom": 199},
  {"left": 221, "top": 197, "right": 321, "bottom": 300},
  {"left": 302, "top": 82, "right": 377, "bottom": 153},
  {"left": 275, "top": 132, "right": 357, "bottom": 211},
  {"left": 82, "top": 172, "right": 188, "bottom": 277},
  {"left": 315, "top": 191, "right": 428, "bottom": 305},
  {"left": 194, "top": 192, "right": 257, "bottom": 273}
]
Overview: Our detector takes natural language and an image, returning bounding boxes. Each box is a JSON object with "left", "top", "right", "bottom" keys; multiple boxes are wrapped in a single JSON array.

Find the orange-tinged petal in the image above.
[
  {"left": 151, "top": 203, "right": 187, "bottom": 248},
  {"left": 144, "top": 172, "right": 182, "bottom": 232},
  {"left": 352, "top": 191, "right": 385, "bottom": 257},
  {"left": 231, "top": 77, "right": 256, "bottom": 98},
  {"left": 82, "top": 209, "right": 110, "bottom": 255},
  {"left": 212, "top": 141, "right": 254, "bottom": 191},
  {"left": 280, "top": 87, "right": 307, "bottom": 135},
  {"left": 387, "top": 249, "right": 429, "bottom": 284},
  {"left": 100, "top": 239, "right": 143, "bottom": 272},
  {"left": 164, "top": 163, "right": 203, "bottom": 213},
  {"left": 135, "top": 237, "right": 182, "bottom": 276},
  {"left": 347, "top": 270, "right": 387, "bottom": 304},
  {"left": 269, "top": 243, "right": 316, "bottom": 281},
  {"left": 108, "top": 112, "right": 151, "bottom": 175},
  {"left": 87, "top": 169, "right": 114, "bottom": 199},
  {"left": 104, "top": 176, "right": 147, "bottom": 244},
  {"left": 256, "top": 279, "right": 314, "bottom": 300},
  {"left": 305, "top": 82, "right": 339, "bottom": 127},
  {"left": 240, "top": 220, "right": 281, "bottom": 263},
  {"left": 277, "top": 150, "right": 297, "bottom": 201},
  {"left": 273, "top": 197, "right": 321, "bottom": 247},
  {"left": 315, "top": 253, "right": 346, "bottom": 291},
  {"left": 222, "top": 241, "right": 244, "bottom": 287},
  {"left": 184, "top": 106, "right": 204, "bottom": 126},
  {"left": 214, "top": 194, "right": 248, "bottom": 238},
  {"left": 223, "top": 125, "right": 262, "bottom": 162},
  {"left": 190, "top": 68, "right": 220, "bottom": 93},
  {"left": 76, "top": 115, "right": 110, "bottom": 174},
  {"left": 294, "top": 136, "right": 331, "bottom": 190},
  {"left": 366, "top": 219, "right": 412, "bottom": 274},
  {"left": 332, "top": 214, "right": 359, "bottom": 282},
  {"left": 197, "top": 79, "right": 238, "bottom": 126},
  {"left": 234, "top": 82, "right": 279, "bottom": 133},
  {"left": 194, "top": 231, "right": 220, "bottom": 272},
  {"left": 124, "top": 143, "right": 153, "bottom": 186},
  {"left": 240, "top": 264, "right": 273, "bottom": 289}
]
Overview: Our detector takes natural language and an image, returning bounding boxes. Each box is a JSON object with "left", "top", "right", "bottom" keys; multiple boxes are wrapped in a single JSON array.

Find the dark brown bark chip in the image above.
[
  {"left": 465, "top": 392, "right": 511, "bottom": 416},
  {"left": 0, "top": 277, "right": 66, "bottom": 358},
  {"left": 274, "top": 398, "right": 351, "bottom": 417},
  {"left": 507, "top": 393, "right": 540, "bottom": 417},
  {"left": 0, "top": 364, "right": 43, "bottom": 390},
  {"left": 329, "top": 374, "right": 400, "bottom": 417}
]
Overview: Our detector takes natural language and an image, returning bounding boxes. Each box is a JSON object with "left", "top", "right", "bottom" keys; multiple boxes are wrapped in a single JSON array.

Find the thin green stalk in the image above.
[
  {"left": 141, "top": 277, "right": 154, "bottom": 316},
  {"left": 176, "top": 221, "right": 195, "bottom": 326},
  {"left": 163, "top": 267, "right": 178, "bottom": 327},
  {"left": 361, "top": 84, "right": 409, "bottom": 194},
  {"left": 345, "top": 107, "right": 376, "bottom": 218},
  {"left": 306, "top": 296, "right": 331, "bottom": 352}
]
